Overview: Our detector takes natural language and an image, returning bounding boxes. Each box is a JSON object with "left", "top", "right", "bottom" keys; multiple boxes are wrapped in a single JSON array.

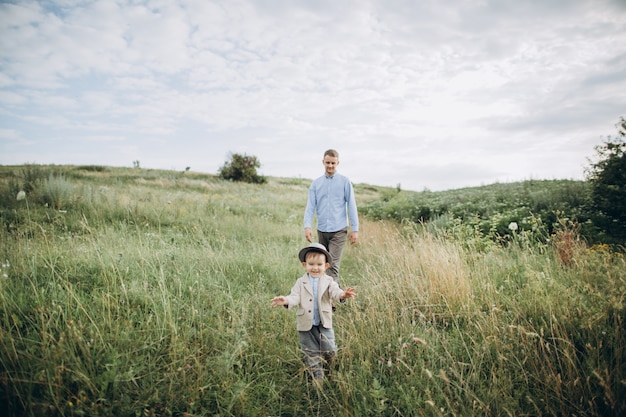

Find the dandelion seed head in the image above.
[
  {"left": 16, "top": 190, "right": 26, "bottom": 201},
  {"left": 508, "top": 222, "right": 518, "bottom": 231}
]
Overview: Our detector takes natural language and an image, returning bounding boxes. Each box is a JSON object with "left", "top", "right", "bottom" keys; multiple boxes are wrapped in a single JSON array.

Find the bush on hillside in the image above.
[
  {"left": 218, "top": 153, "right": 267, "bottom": 184},
  {"left": 586, "top": 117, "right": 626, "bottom": 244}
]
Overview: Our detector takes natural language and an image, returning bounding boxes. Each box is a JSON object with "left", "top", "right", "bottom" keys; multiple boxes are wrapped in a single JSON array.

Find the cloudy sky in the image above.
[{"left": 1, "top": 0, "right": 625, "bottom": 191}]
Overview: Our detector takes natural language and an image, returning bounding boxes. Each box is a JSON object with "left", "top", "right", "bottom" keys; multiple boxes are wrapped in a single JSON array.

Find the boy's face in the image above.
[{"left": 302, "top": 252, "right": 329, "bottom": 278}]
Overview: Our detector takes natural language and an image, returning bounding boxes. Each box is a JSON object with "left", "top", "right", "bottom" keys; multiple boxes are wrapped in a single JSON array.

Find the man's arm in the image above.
[
  {"left": 303, "top": 183, "right": 316, "bottom": 240},
  {"left": 346, "top": 181, "right": 359, "bottom": 241}
]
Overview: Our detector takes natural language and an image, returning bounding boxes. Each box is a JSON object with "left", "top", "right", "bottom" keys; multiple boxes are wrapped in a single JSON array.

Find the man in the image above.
[{"left": 304, "top": 149, "right": 359, "bottom": 283}]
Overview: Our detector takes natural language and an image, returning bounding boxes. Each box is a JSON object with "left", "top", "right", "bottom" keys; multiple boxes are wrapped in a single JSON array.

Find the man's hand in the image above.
[
  {"left": 304, "top": 228, "right": 313, "bottom": 243},
  {"left": 349, "top": 231, "right": 359, "bottom": 244}
]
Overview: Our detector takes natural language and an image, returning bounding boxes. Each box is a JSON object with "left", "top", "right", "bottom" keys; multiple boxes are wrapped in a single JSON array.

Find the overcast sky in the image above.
[{"left": 1, "top": 0, "right": 625, "bottom": 191}]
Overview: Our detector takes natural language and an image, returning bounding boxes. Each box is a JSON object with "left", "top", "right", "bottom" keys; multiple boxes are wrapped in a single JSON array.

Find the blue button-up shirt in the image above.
[
  {"left": 308, "top": 275, "right": 321, "bottom": 326},
  {"left": 304, "top": 173, "right": 359, "bottom": 233}
]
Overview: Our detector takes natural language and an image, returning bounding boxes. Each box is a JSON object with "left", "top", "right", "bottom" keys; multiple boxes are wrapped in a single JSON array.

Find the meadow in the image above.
[{"left": 0, "top": 165, "right": 624, "bottom": 416}]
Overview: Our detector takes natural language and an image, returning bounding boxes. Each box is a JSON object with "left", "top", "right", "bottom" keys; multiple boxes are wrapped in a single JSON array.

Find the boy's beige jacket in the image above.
[{"left": 285, "top": 273, "right": 344, "bottom": 331}]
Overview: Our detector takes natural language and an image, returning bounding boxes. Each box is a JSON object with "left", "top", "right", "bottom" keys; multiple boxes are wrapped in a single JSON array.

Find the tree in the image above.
[
  {"left": 586, "top": 117, "right": 626, "bottom": 243},
  {"left": 218, "top": 153, "right": 267, "bottom": 184}
]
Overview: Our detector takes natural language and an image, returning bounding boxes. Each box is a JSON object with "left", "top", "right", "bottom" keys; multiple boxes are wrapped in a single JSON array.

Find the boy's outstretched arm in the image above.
[
  {"left": 340, "top": 287, "right": 357, "bottom": 300},
  {"left": 270, "top": 296, "right": 288, "bottom": 307}
]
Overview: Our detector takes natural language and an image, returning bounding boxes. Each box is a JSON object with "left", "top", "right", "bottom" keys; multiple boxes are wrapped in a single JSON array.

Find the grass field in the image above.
[{"left": 0, "top": 165, "right": 624, "bottom": 416}]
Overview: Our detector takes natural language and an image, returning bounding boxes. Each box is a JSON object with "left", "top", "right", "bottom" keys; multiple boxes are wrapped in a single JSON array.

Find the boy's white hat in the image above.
[{"left": 298, "top": 242, "right": 332, "bottom": 263}]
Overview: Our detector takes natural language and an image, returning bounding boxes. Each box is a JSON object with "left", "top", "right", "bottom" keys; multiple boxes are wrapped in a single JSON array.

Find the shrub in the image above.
[
  {"left": 218, "top": 153, "right": 267, "bottom": 184},
  {"left": 586, "top": 117, "right": 626, "bottom": 244},
  {"left": 76, "top": 165, "right": 108, "bottom": 172},
  {"left": 552, "top": 218, "right": 585, "bottom": 266},
  {"left": 40, "top": 173, "right": 73, "bottom": 209},
  {"left": 18, "top": 164, "right": 48, "bottom": 193}
]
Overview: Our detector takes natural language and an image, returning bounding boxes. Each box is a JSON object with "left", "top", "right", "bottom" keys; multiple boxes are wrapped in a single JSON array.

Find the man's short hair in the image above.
[{"left": 324, "top": 149, "right": 339, "bottom": 158}]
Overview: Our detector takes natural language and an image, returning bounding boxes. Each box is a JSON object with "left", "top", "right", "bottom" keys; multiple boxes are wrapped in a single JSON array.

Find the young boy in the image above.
[{"left": 271, "top": 243, "right": 357, "bottom": 382}]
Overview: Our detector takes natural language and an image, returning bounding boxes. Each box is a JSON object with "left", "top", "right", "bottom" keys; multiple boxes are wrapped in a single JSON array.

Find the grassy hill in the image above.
[
  {"left": 0, "top": 165, "right": 624, "bottom": 416},
  {"left": 360, "top": 178, "right": 595, "bottom": 242}
]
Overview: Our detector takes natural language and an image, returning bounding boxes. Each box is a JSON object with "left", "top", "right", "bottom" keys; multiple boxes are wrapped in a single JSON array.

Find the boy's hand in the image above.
[
  {"left": 270, "top": 296, "right": 288, "bottom": 307},
  {"left": 340, "top": 287, "right": 357, "bottom": 300}
]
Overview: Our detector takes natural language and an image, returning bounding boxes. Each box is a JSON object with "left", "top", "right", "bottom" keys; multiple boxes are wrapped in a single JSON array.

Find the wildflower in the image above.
[
  {"left": 508, "top": 222, "right": 518, "bottom": 231},
  {"left": 16, "top": 190, "right": 26, "bottom": 201}
]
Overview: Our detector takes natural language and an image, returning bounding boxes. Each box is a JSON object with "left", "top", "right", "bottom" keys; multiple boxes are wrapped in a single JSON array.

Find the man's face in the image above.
[{"left": 323, "top": 155, "right": 339, "bottom": 177}]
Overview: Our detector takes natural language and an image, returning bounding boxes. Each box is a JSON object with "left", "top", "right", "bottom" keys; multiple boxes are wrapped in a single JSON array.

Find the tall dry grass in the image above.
[{"left": 335, "top": 219, "right": 625, "bottom": 416}]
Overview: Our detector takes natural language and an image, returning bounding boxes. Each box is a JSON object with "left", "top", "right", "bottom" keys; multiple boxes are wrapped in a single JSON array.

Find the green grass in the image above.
[
  {"left": 360, "top": 179, "right": 602, "bottom": 245},
  {"left": 0, "top": 165, "right": 624, "bottom": 416}
]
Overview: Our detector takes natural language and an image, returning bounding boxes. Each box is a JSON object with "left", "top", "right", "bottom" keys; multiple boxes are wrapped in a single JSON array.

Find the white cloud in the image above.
[{"left": 1, "top": 0, "right": 625, "bottom": 191}]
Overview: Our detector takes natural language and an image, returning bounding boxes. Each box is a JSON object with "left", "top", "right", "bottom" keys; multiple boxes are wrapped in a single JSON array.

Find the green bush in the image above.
[
  {"left": 586, "top": 117, "right": 626, "bottom": 244},
  {"left": 218, "top": 153, "right": 267, "bottom": 184},
  {"left": 18, "top": 164, "right": 49, "bottom": 193},
  {"left": 76, "top": 165, "right": 108, "bottom": 172}
]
